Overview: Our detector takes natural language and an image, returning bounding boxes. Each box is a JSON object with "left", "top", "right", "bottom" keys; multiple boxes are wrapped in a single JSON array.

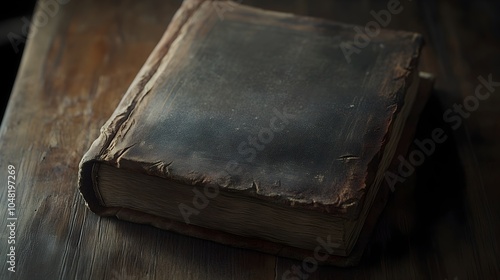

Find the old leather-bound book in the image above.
[{"left": 79, "top": 0, "right": 427, "bottom": 266}]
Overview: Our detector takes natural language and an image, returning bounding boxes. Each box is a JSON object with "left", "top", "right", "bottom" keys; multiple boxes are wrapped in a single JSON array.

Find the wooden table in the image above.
[{"left": 1, "top": 0, "right": 499, "bottom": 279}]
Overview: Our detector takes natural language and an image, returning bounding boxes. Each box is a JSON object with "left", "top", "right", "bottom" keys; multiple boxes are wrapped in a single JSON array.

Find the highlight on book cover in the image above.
[{"left": 78, "top": 0, "right": 431, "bottom": 266}]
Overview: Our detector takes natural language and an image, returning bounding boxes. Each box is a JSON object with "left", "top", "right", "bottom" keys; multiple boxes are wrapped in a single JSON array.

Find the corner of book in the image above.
[
  {"left": 78, "top": 158, "right": 100, "bottom": 212},
  {"left": 78, "top": 135, "right": 118, "bottom": 217}
]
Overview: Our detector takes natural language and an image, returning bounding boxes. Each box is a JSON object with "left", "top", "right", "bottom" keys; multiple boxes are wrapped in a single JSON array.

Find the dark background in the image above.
[
  {"left": 0, "top": 0, "right": 37, "bottom": 121},
  {"left": 0, "top": 0, "right": 499, "bottom": 279},
  {"left": 1, "top": 0, "right": 499, "bottom": 122}
]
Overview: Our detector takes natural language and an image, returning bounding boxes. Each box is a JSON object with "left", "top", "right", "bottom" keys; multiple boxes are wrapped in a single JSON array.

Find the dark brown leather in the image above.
[{"left": 79, "top": 0, "right": 425, "bottom": 266}]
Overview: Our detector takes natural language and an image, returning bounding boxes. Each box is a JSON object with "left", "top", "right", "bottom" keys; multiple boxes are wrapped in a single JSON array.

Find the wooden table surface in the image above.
[{"left": 1, "top": 0, "right": 499, "bottom": 279}]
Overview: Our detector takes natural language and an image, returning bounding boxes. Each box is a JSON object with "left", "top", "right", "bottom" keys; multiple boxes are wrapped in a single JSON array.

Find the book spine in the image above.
[{"left": 78, "top": 0, "right": 210, "bottom": 215}]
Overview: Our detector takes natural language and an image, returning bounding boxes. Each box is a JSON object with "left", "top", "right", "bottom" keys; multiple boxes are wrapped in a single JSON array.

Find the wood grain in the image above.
[{"left": 0, "top": 0, "right": 498, "bottom": 279}]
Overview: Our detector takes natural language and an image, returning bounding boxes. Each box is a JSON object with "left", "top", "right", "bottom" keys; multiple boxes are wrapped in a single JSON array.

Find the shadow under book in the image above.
[{"left": 78, "top": 0, "right": 432, "bottom": 266}]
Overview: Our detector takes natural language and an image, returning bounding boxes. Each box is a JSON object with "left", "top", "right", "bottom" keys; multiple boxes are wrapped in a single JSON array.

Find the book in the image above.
[{"left": 78, "top": 0, "right": 427, "bottom": 266}]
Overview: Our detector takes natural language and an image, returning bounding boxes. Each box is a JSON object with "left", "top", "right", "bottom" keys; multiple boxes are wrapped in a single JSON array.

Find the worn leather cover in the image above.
[{"left": 78, "top": 0, "right": 425, "bottom": 265}]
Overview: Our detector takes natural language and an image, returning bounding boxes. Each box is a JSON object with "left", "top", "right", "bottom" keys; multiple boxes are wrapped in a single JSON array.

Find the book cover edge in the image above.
[
  {"left": 78, "top": 0, "right": 424, "bottom": 219},
  {"left": 78, "top": 0, "right": 210, "bottom": 215}
]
